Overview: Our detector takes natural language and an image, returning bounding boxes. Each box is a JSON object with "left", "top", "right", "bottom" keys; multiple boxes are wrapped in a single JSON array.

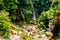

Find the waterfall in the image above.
[
  {"left": 20, "top": 8, "right": 26, "bottom": 23},
  {"left": 21, "top": 12, "right": 26, "bottom": 23},
  {"left": 32, "top": 4, "right": 36, "bottom": 20}
]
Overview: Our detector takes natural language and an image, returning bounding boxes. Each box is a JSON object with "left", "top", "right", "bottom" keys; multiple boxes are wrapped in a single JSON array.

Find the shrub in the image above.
[
  {"left": 38, "top": 0, "right": 60, "bottom": 30},
  {"left": 20, "top": 31, "right": 34, "bottom": 40},
  {"left": 38, "top": 9, "right": 54, "bottom": 30},
  {"left": 0, "top": 10, "right": 13, "bottom": 38}
]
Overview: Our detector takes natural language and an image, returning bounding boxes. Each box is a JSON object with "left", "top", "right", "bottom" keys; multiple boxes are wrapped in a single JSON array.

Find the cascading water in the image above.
[
  {"left": 21, "top": 12, "right": 26, "bottom": 23},
  {"left": 20, "top": 8, "right": 26, "bottom": 23},
  {"left": 32, "top": 1, "right": 36, "bottom": 21}
]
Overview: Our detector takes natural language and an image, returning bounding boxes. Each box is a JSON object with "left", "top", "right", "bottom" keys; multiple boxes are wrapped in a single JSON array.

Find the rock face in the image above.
[
  {"left": 48, "top": 22, "right": 55, "bottom": 31},
  {"left": 9, "top": 35, "right": 20, "bottom": 40},
  {"left": 23, "top": 25, "right": 40, "bottom": 36},
  {"left": 48, "top": 13, "right": 60, "bottom": 38}
]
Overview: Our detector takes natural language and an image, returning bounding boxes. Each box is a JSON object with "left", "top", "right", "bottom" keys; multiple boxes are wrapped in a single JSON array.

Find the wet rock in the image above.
[
  {"left": 40, "top": 37, "right": 48, "bottom": 40},
  {"left": 10, "top": 29, "right": 19, "bottom": 35},
  {"left": 0, "top": 37, "right": 8, "bottom": 40},
  {"left": 34, "top": 35, "right": 48, "bottom": 40},
  {"left": 23, "top": 26, "right": 32, "bottom": 31},
  {"left": 48, "top": 22, "right": 55, "bottom": 31},
  {"left": 30, "top": 28, "right": 39, "bottom": 36},
  {"left": 9, "top": 35, "right": 20, "bottom": 40},
  {"left": 23, "top": 25, "right": 40, "bottom": 37},
  {"left": 46, "top": 31, "right": 53, "bottom": 40}
]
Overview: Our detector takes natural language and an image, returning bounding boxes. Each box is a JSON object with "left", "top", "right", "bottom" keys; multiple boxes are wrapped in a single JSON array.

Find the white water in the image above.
[{"left": 32, "top": 4, "right": 36, "bottom": 20}]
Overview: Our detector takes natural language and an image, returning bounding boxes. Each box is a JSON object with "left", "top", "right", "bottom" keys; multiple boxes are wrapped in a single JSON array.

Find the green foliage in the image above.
[
  {"left": 38, "top": 9, "right": 54, "bottom": 29},
  {"left": 0, "top": 0, "right": 18, "bottom": 10},
  {"left": 38, "top": 22, "right": 46, "bottom": 29},
  {"left": 29, "top": 36, "right": 34, "bottom": 40},
  {"left": 38, "top": 0, "right": 60, "bottom": 30},
  {"left": 20, "top": 31, "right": 29, "bottom": 40},
  {"left": 0, "top": 0, "right": 52, "bottom": 22},
  {"left": 17, "top": 0, "right": 32, "bottom": 22},
  {"left": 0, "top": 10, "right": 13, "bottom": 38},
  {"left": 24, "top": 7, "right": 32, "bottom": 22},
  {"left": 0, "top": 0, "right": 18, "bottom": 20},
  {"left": 34, "top": 0, "right": 52, "bottom": 14},
  {"left": 20, "top": 31, "right": 34, "bottom": 40},
  {"left": 52, "top": 0, "right": 60, "bottom": 13}
]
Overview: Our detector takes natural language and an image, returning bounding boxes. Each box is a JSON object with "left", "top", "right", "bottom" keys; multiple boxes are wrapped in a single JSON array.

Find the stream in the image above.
[{"left": 0, "top": 24, "right": 49, "bottom": 40}]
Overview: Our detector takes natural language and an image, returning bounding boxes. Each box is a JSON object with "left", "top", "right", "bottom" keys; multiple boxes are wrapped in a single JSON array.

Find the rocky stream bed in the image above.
[{"left": 0, "top": 24, "right": 51, "bottom": 40}]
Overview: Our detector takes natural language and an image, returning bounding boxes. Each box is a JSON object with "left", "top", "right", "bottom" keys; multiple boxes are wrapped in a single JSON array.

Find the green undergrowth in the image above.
[{"left": 0, "top": 10, "right": 14, "bottom": 38}]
